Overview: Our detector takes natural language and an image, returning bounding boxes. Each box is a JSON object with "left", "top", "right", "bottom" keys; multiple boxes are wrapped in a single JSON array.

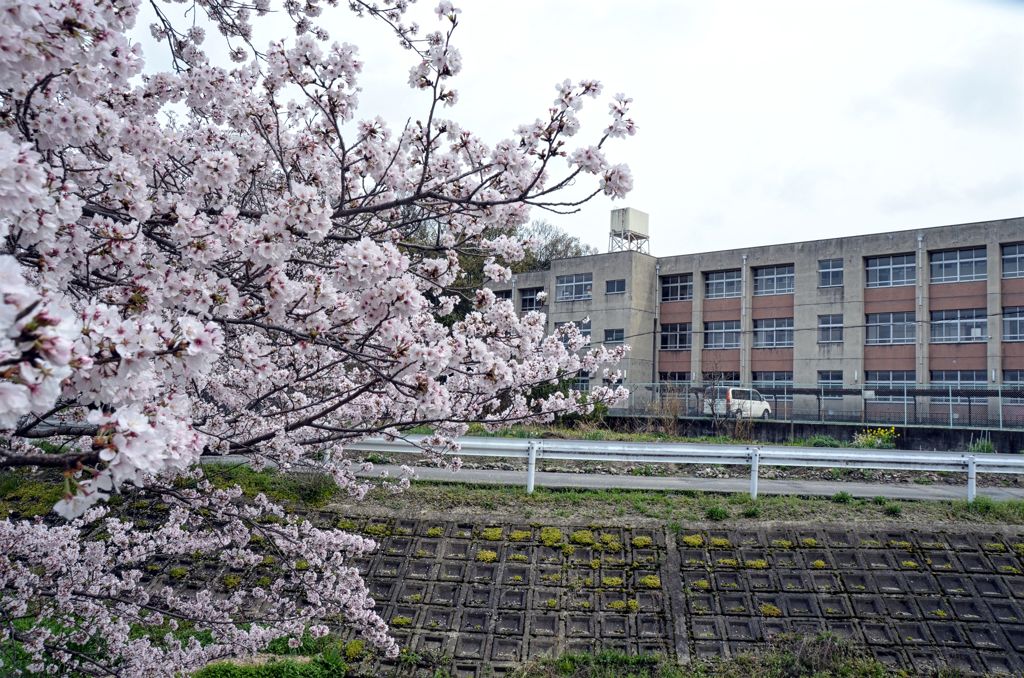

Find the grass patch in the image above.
[
  {"left": 510, "top": 634, "right": 900, "bottom": 677},
  {"left": 202, "top": 464, "right": 339, "bottom": 508},
  {"left": 340, "top": 481, "right": 1024, "bottom": 527}
]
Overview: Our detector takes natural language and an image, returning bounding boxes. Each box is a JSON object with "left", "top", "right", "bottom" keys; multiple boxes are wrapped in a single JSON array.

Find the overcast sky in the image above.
[{"left": 137, "top": 0, "right": 1024, "bottom": 256}]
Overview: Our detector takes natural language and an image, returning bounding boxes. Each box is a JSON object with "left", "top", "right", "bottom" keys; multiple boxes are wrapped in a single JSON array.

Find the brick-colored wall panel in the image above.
[
  {"left": 929, "top": 281, "right": 987, "bottom": 311},
  {"left": 751, "top": 294, "right": 794, "bottom": 320},
  {"left": 750, "top": 348, "right": 794, "bottom": 371},
  {"left": 659, "top": 300, "right": 692, "bottom": 324},
  {"left": 863, "top": 344, "right": 916, "bottom": 371},
  {"left": 929, "top": 343, "right": 986, "bottom": 370}
]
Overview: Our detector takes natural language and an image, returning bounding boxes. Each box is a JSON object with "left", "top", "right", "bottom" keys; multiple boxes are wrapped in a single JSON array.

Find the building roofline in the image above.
[{"left": 655, "top": 215, "right": 1023, "bottom": 260}]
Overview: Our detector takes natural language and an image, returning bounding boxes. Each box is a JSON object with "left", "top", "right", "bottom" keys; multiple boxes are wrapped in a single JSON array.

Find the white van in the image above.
[{"left": 702, "top": 386, "right": 772, "bottom": 419}]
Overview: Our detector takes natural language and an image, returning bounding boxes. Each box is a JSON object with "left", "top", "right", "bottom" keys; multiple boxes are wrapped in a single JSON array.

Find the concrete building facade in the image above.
[{"left": 491, "top": 212, "right": 1024, "bottom": 427}]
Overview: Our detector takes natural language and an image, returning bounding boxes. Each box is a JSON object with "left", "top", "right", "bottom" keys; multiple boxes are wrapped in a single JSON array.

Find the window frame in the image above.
[
  {"left": 753, "top": 317, "right": 794, "bottom": 348},
  {"left": 930, "top": 370, "right": 987, "bottom": 404},
  {"left": 704, "top": 320, "right": 741, "bottom": 349},
  {"left": 817, "top": 314, "right": 843, "bottom": 344},
  {"left": 1005, "top": 369, "right": 1024, "bottom": 405},
  {"left": 659, "top": 371, "right": 690, "bottom": 383},
  {"left": 929, "top": 308, "right": 987, "bottom": 344},
  {"left": 605, "top": 278, "right": 626, "bottom": 295},
  {"left": 929, "top": 247, "right": 987, "bottom": 284},
  {"left": 659, "top": 322, "right": 692, "bottom": 351},
  {"left": 660, "top": 273, "right": 693, "bottom": 302},
  {"left": 865, "top": 253, "right": 916, "bottom": 288},
  {"left": 752, "top": 371, "right": 794, "bottom": 401},
  {"left": 753, "top": 264, "right": 795, "bottom": 296},
  {"left": 1004, "top": 307, "right": 1024, "bottom": 342},
  {"left": 603, "top": 328, "right": 625, "bottom": 345},
  {"left": 555, "top": 272, "right": 593, "bottom": 302},
  {"left": 493, "top": 289, "right": 512, "bottom": 300},
  {"left": 1003, "top": 243, "right": 1024, "bottom": 279},
  {"left": 865, "top": 311, "right": 916, "bottom": 345},
  {"left": 519, "top": 287, "right": 544, "bottom": 312},
  {"left": 704, "top": 269, "right": 742, "bottom": 299},
  {"left": 817, "top": 370, "right": 843, "bottom": 399},
  {"left": 865, "top": 370, "right": 915, "bottom": 403},
  {"left": 818, "top": 258, "right": 843, "bottom": 288}
]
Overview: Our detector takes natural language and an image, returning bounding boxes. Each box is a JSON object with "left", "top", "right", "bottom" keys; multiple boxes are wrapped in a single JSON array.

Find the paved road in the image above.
[{"left": 363, "top": 464, "right": 1024, "bottom": 501}]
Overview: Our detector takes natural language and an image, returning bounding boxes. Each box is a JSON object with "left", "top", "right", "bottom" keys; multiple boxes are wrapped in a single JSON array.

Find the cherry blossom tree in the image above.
[{"left": 0, "top": 0, "right": 635, "bottom": 674}]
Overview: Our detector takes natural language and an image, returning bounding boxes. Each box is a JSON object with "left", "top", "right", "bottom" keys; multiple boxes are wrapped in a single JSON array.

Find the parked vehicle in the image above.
[{"left": 702, "top": 386, "right": 772, "bottom": 419}]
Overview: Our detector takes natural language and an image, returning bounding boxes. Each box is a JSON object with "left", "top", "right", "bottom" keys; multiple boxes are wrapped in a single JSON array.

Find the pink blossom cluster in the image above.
[{"left": 0, "top": 0, "right": 635, "bottom": 672}]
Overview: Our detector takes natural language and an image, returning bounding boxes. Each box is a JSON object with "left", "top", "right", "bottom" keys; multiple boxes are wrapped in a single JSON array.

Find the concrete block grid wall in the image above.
[
  {"left": 491, "top": 216, "right": 1024, "bottom": 429},
  {"left": 324, "top": 516, "right": 1024, "bottom": 676}
]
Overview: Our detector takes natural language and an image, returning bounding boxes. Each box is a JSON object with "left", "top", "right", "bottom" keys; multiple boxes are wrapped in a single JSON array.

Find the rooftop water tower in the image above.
[{"left": 608, "top": 207, "right": 650, "bottom": 254}]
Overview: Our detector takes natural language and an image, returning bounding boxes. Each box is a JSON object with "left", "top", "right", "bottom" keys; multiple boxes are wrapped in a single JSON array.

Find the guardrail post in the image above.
[
  {"left": 749, "top": 448, "right": 760, "bottom": 500},
  {"left": 526, "top": 441, "right": 538, "bottom": 494},
  {"left": 967, "top": 455, "right": 976, "bottom": 504}
]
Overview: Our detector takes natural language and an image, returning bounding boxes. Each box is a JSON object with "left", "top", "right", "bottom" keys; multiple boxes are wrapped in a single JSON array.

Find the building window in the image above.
[
  {"left": 659, "top": 371, "right": 690, "bottom": 383},
  {"left": 605, "top": 279, "right": 626, "bottom": 295},
  {"left": 520, "top": 287, "right": 543, "bottom": 312},
  {"left": 572, "top": 374, "right": 590, "bottom": 392},
  {"left": 818, "top": 371, "right": 843, "bottom": 399},
  {"left": 818, "top": 258, "right": 843, "bottom": 288},
  {"left": 1005, "top": 307, "right": 1024, "bottom": 342},
  {"left": 930, "top": 309, "right": 987, "bottom": 344},
  {"left": 865, "top": 311, "right": 916, "bottom": 345},
  {"left": 660, "top": 274, "right": 693, "bottom": 302},
  {"left": 493, "top": 289, "right": 512, "bottom": 300},
  {"left": 660, "top": 323, "right": 692, "bottom": 350},
  {"left": 931, "top": 370, "right": 986, "bottom": 404},
  {"left": 704, "top": 320, "right": 741, "bottom": 349},
  {"left": 604, "top": 328, "right": 625, "bottom": 344},
  {"left": 1004, "top": 243, "right": 1024, "bottom": 279},
  {"left": 865, "top": 370, "right": 915, "bottom": 403},
  {"left": 1005, "top": 370, "right": 1024, "bottom": 405},
  {"left": 865, "top": 253, "right": 916, "bottom": 288},
  {"left": 555, "top": 273, "right": 592, "bottom": 301},
  {"left": 753, "top": 318, "right": 794, "bottom": 348},
  {"left": 702, "top": 371, "right": 740, "bottom": 386},
  {"left": 704, "top": 270, "right": 742, "bottom": 299},
  {"left": 930, "top": 247, "right": 987, "bottom": 283},
  {"left": 817, "top": 314, "right": 843, "bottom": 344},
  {"left": 753, "top": 371, "right": 793, "bottom": 401},
  {"left": 753, "top": 264, "right": 795, "bottom": 296}
]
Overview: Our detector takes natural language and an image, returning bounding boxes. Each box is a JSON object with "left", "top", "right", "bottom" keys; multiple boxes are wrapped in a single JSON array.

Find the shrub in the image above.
[
  {"left": 704, "top": 506, "right": 728, "bottom": 521},
  {"left": 851, "top": 426, "right": 898, "bottom": 449},
  {"left": 742, "top": 504, "right": 761, "bottom": 518},
  {"left": 479, "top": 527, "right": 503, "bottom": 541},
  {"left": 681, "top": 534, "right": 705, "bottom": 547},
  {"left": 509, "top": 529, "right": 531, "bottom": 541},
  {"left": 884, "top": 503, "right": 903, "bottom": 517},
  {"left": 806, "top": 434, "right": 842, "bottom": 448},
  {"left": 831, "top": 491, "right": 853, "bottom": 504},
  {"left": 570, "top": 530, "right": 595, "bottom": 546},
  {"left": 631, "top": 536, "right": 653, "bottom": 548},
  {"left": 540, "top": 527, "right": 563, "bottom": 547},
  {"left": 969, "top": 437, "right": 996, "bottom": 454},
  {"left": 425, "top": 526, "right": 444, "bottom": 538},
  {"left": 638, "top": 575, "right": 661, "bottom": 588},
  {"left": 475, "top": 550, "right": 498, "bottom": 563}
]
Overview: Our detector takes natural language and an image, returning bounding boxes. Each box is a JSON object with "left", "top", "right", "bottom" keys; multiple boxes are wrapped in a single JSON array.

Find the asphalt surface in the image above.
[{"left": 362, "top": 464, "right": 1024, "bottom": 501}]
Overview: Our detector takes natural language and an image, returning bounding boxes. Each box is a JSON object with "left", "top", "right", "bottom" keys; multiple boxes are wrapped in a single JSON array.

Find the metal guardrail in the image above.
[{"left": 348, "top": 435, "right": 1024, "bottom": 503}]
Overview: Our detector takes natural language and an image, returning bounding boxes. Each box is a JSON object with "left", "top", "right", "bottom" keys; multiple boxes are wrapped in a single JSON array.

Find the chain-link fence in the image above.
[{"left": 611, "top": 382, "right": 1024, "bottom": 429}]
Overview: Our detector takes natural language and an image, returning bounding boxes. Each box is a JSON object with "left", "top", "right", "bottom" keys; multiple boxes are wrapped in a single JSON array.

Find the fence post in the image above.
[
  {"left": 967, "top": 455, "right": 977, "bottom": 504},
  {"left": 749, "top": 448, "right": 760, "bottom": 500},
  {"left": 903, "top": 384, "right": 908, "bottom": 425},
  {"left": 999, "top": 383, "right": 1004, "bottom": 429},
  {"left": 526, "top": 441, "right": 538, "bottom": 494},
  {"left": 948, "top": 385, "right": 954, "bottom": 429}
]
